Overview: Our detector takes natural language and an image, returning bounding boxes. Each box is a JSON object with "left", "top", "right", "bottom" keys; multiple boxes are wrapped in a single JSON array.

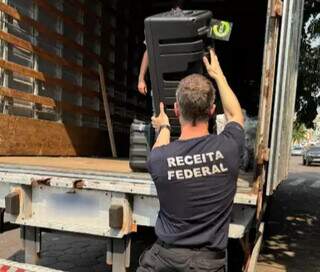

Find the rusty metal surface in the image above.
[
  {"left": 252, "top": 0, "right": 282, "bottom": 222},
  {"left": 267, "top": 0, "right": 305, "bottom": 195}
]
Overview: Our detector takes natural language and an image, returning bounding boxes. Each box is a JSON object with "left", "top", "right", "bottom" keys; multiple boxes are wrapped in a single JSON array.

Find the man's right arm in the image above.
[{"left": 203, "top": 49, "right": 244, "bottom": 127}]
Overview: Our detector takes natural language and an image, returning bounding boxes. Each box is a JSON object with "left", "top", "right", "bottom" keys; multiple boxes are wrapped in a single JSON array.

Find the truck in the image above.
[{"left": 0, "top": 0, "right": 304, "bottom": 271}]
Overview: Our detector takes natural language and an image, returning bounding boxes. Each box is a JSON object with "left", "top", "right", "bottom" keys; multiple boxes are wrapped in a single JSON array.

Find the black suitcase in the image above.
[{"left": 129, "top": 119, "right": 154, "bottom": 172}]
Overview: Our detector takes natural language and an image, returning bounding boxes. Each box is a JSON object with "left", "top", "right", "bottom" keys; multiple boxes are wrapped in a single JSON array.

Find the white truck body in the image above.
[{"left": 0, "top": 0, "right": 305, "bottom": 271}]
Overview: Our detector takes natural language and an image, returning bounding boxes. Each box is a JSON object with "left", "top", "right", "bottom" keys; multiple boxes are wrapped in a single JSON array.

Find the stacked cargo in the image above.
[
  {"left": 0, "top": 0, "right": 105, "bottom": 156},
  {"left": 101, "top": 0, "right": 152, "bottom": 155},
  {"left": 102, "top": 0, "right": 145, "bottom": 125}
]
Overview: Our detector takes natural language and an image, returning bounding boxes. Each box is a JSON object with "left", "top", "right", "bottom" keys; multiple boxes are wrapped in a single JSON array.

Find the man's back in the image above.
[
  {"left": 137, "top": 51, "right": 244, "bottom": 272},
  {"left": 147, "top": 122, "right": 244, "bottom": 250}
]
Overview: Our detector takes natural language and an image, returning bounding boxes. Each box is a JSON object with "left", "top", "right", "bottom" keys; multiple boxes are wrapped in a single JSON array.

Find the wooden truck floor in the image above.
[
  {"left": 0, "top": 157, "right": 257, "bottom": 205},
  {"left": 0, "top": 157, "right": 133, "bottom": 173}
]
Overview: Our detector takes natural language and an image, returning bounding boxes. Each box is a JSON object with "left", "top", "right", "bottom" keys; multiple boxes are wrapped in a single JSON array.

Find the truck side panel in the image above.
[{"left": 267, "top": 0, "right": 305, "bottom": 195}]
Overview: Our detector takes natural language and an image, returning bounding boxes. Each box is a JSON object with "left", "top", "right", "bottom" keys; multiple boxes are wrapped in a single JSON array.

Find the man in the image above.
[
  {"left": 138, "top": 0, "right": 184, "bottom": 95},
  {"left": 137, "top": 49, "right": 244, "bottom": 272}
]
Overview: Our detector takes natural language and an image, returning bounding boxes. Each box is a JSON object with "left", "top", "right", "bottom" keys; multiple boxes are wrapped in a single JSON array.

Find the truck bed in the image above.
[{"left": 0, "top": 157, "right": 257, "bottom": 205}]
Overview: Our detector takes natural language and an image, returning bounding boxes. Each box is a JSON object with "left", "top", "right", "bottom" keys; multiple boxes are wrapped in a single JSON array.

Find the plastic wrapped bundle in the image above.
[{"left": 216, "top": 112, "right": 257, "bottom": 172}]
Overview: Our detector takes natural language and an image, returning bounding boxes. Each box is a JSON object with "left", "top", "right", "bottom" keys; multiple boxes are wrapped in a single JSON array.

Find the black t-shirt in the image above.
[{"left": 147, "top": 122, "right": 245, "bottom": 250}]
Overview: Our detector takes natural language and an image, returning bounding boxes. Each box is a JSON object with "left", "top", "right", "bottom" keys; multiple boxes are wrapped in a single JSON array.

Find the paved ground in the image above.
[
  {"left": 0, "top": 225, "right": 154, "bottom": 271},
  {"left": 257, "top": 156, "right": 320, "bottom": 272},
  {"left": 0, "top": 156, "right": 319, "bottom": 271}
]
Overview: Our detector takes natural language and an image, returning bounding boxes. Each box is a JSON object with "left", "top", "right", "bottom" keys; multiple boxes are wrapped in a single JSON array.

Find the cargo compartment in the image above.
[
  {"left": 0, "top": 0, "right": 274, "bottom": 206},
  {"left": 0, "top": 0, "right": 267, "bottom": 157}
]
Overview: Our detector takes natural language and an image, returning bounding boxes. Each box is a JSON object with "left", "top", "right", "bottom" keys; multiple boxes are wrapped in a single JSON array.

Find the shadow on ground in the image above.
[
  {"left": 6, "top": 228, "right": 245, "bottom": 272},
  {"left": 259, "top": 169, "right": 320, "bottom": 272},
  {"left": 7, "top": 227, "right": 156, "bottom": 272}
]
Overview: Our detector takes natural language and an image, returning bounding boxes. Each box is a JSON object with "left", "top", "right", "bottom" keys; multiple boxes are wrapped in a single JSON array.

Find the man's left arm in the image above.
[
  {"left": 138, "top": 50, "right": 149, "bottom": 95},
  {"left": 152, "top": 102, "right": 171, "bottom": 149}
]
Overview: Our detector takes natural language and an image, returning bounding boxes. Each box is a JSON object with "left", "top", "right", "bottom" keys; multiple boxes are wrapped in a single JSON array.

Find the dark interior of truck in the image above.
[
  {"left": 0, "top": 0, "right": 267, "bottom": 159},
  {"left": 101, "top": 0, "right": 268, "bottom": 156}
]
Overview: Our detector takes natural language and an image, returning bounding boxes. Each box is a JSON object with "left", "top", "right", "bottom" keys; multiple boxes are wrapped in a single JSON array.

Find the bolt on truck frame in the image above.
[{"left": 0, "top": 0, "right": 304, "bottom": 271}]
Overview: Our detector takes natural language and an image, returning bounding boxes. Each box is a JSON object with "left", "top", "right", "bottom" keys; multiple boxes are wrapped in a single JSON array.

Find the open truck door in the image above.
[
  {"left": 248, "top": 0, "right": 304, "bottom": 270},
  {"left": 254, "top": 0, "right": 305, "bottom": 215},
  {"left": 267, "top": 0, "right": 305, "bottom": 196}
]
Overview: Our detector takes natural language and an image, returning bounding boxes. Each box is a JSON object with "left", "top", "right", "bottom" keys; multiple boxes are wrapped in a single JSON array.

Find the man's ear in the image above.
[
  {"left": 174, "top": 102, "right": 180, "bottom": 117},
  {"left": 209, "top": 104, "right": 216, "bottom": 117}
]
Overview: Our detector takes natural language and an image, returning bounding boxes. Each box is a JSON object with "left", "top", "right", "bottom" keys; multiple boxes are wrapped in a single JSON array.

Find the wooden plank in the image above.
[
  {"left": 0, "top": 157, "right": 132, "bottom": 173},
  {"left": 0, "top": 86, "right": 101, "bottom": 117},
  {"left": 0, "top": 3, "right": 101, "bottom": 63},
  {"left": 99, "top": 64, "right": 117, "bottom": 158},
  {"left": 0, "top": 59, "right": 99, "bottom": 98},
  {"left": 0, "top": 31, "right": 99, "bottom": 80},
  {"left": 0, "top": 114, "right": 107, "bottom": 156},
  {"left": 33, "top": 0, "right": 101, "bottom": 42},
  {"left": 0, "top": 86, "right": 55, "bottom": 108},
  {"left": 247, "top": 223, "right": 265, "bottom": 272}
]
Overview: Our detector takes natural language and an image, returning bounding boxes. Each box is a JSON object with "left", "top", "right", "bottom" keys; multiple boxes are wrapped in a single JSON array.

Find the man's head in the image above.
[{"left": 175, "top": 74, "right": 216, "bottom": 126}]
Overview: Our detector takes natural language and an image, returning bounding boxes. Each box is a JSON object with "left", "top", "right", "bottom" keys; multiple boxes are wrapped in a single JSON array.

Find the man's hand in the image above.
[
  {"left": 203, "top": 49, "right": 244, "bottom": 127},
  {"left": 138, "top": 79, "right": 148, "bottom": 95},
  {"left": 151, "top": 102, "right": 170, "bottom": 132},
  {"left": 203, "top": 49, "right": 225, "bottom": 82},
  {"left": 152, "top": 102, "right": 171, "bottom": 148}
]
